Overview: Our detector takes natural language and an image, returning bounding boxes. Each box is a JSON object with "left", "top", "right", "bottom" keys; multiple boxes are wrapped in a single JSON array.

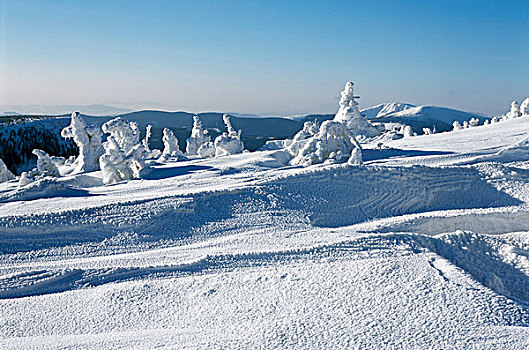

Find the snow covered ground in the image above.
[{"left": 1, "top": 115, "right": 529, "bottom": 348}]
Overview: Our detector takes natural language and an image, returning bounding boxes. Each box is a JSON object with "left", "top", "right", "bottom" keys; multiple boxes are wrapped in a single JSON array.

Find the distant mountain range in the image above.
[{"left": 1, "top": 104, "right": 132, "bottom": 116}]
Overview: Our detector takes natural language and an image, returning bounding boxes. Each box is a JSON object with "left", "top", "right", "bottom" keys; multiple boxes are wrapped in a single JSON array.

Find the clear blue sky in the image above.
[{"left": 1, "top": 0, "right": 528, "bottom": 115}]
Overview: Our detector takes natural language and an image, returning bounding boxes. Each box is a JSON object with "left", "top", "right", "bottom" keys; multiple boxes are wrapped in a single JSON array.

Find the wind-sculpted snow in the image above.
[{"left": 2, "top": 108, "right": 529, "bottom": 348}]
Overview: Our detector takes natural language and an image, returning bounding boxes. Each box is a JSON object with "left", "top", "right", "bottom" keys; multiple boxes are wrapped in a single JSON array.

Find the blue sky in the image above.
[{"left": 1, "top": 0, "right": 528, "bottom": 115}]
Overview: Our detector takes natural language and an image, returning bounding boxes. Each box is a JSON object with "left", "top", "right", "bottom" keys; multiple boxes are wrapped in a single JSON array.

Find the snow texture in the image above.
[
  {"left": 186, "top": 116, "right": 211, "bottom": 155},
  {"left": 2, "top": 98, "right": 529, "bottom": 349},
  {"left": 60, "top": 111, "right": 104, "bottom": 174}
]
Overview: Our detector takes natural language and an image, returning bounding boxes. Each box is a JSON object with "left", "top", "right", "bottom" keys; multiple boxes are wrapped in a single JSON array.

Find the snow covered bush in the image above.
[
  {"left": 160, "top": 128, "right": 184, "bottom": 161},
  {"left": 213, "top": 115, "right": 244, "bottom": 156},
  {"left": 99, "top": 117, "right": 148, "bottom": 185},
  {"left": 61, "top": 111, "right": 104, "bottom": 174},
  {"left": 18, "top": 149, "right": 64, "bottom": 186},
  {"left": 347, "top": 147, "right": 363, "bottom": 166},
  {"left": 186, "top": 116, "right": 211, "bottom": 155},
  {"left": 521, "top": 98, "right": 529, "bottom": 117},
  {"left": 463, "top": 121, "right": 470, "bottom": 128},
  {"left": 0, "top": 158, "right": 15, "bottom": 183},
  {"left": 469, "top": 118, "right": 480, "bottom": 127},
  {"left": 290, "top": 120, "right": 361, "bottom": 167},
  {"left": 287, "top": 121, "right": 319, "bottom": 155},
  {"left": 491, "top": 116, "right": 500, "bottom": 124},
  {"left": 197, "top": 142, "right": 216, "bottom": 157},
  {"left": 452, "top": 121, "right": 462, "bottom": 131},
  {"left": 422, "top": 128, "right": 433, "bottom": 135},
  {"left": 333, "top": 81, "right": 380, "bottom": 137}
]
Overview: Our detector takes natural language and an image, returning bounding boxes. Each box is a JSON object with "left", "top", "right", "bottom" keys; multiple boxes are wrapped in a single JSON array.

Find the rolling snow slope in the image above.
[{"left": 0, "top": 113, "right": 529, "bottom": 348}]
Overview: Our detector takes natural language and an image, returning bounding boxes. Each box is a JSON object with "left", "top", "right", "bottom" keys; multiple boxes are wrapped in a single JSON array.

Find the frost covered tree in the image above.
[
  {"left": 142, "top": 125, "right": 161, "bottom": 159},
  {"left": 197, "top": 142, "right": 216, "bottom": 157},
  {"left": 401, "top": 125, "right": 413, "bottom": 138},
  {"left": 422, "top": 128, "right": 433, "bottom": 135},
  {"left": 213, "top": 115, "right": 244, "bottom": 156},
  {"left": 521, "top": 98, "right": 529, "bottom": 117},
  {"left": 186, "top": 116, "right": 211, "bottom": 155},
  {"left": 463, "top": 121, "right": 470, "bottom": 128},
  {"left": 99, "top": 117, "right": 148, "bottom": 185},
  {"left": 160, "top": 128, "right": 184, "bottom": 161},
  {"left": 287, "top": 121, "right": 319, "bottom": 155},
  {"left": 61, "top": 111, "right": 104, "bottom": 174},
  {"left": 333, "top": 82, "right": 380, "bottom": 137},
  {"left": 452, "top": 121, "right": 462, "bottom": 131},
  {"left": 290, "top": 120, "right": 361, "bottom": 167},
  {"left": 506, "top": 101, "right": 521, "bottom": 119},
  {"left": 18, "top": 149, "right": 64, "bottom": 186},
  {"left": 469, "top": 118, "right": 480, "bottom": 127},
  {"left": 0, "top": 158, "right": 15, "bottom": 183}
]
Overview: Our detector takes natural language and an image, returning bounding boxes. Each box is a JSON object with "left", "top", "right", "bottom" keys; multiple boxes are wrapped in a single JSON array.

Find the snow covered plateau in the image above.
[{"left": 1, "top": 95, "right": 529, "bottom": 348}]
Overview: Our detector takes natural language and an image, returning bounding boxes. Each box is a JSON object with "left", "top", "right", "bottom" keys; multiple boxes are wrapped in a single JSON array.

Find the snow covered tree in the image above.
[
  {"left": 142, "top": 125, "right": 161, "bottom": 159},
  {"left": 506, "top": 101, "right": 521, "bottom": 119},
  {"left": 290, "top": 120, "right": 361, "bottom": 167},
  {"left": 18, "top": 149, "right": 64, "bottom": 186},
  {"left": 61, "top": 111, "right": 104, "bottom": 174},
  {"left": 0, "top": 158, "right": 15, "bottom": 183},
  {"left": 197, "top": 142, "right": 216, "bottom": 157},
  {"left": 422, "top": 128, "right": 432, "bottom": 135},
  {"left": 347, "top": 147, "right": 363, "bottom": 166},
  {"left": 521, "top": 98, "right": 529, "bottom": 117},
  {"left": 213, "top": 115, "right": 244, "bottom": 156},
  {"left": 333, "top": 81, "right": 380, "bottom": 137},
  {"left": 463, "top": 121, "right": 470, "bottom": 128},
  {"left": 160, "top": 128, "right": 184, "bottom": 161},
  {"left": 186, "top": 116, "right": 211, "bottom": 155},
  {"left": 401, "top": 125, "right": 413, "bottom": 137},
  {"left": 287, "top": 121, "right": 319, "bottom": 155},
  {"left": 469, "top": 118, "right": 480, "bottom": 127},
  {"left": 452, "top": 121, "right": 462, "bottom": 131},
  {"left": 99, "top": 117, "right": 148, "bottom": 185}
]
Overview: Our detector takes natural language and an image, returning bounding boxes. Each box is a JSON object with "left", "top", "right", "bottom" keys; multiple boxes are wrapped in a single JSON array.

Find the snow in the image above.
[
  {"left": 0, "top": 159, "right": 14, "bottom": 183},
  {"left": 333, "top": 81, "right": 380, "bottom": 137},
  {"left": 160, "top": 127, "right": 184, "bottom": 161},
  {"left": 185, "top": 116, "right": 211, "bottom": 155},
  {"left": 60, "top": 111, "right": 104, "bottom": 174},
  {"left": 1, "top": 99, "right": 529, "bottom": 348},
  {"left": 99, "top": 117, "right": 148, "bottom": 185}
]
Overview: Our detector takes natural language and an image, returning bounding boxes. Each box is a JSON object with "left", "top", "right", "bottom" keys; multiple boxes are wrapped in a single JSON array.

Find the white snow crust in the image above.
[{"left": 1, "top": 100, "right": 529, "bottom": 349}]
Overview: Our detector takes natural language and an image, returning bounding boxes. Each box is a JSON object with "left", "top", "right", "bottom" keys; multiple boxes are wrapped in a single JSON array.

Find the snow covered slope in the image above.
[
  {"left": 375, "top": 105, "right": 489, "bottom": 133},
  {"left": 361, "top": 102, "right": 416, "bottom": 119},
  {"left": 1, "top": 110, "right": 529, "bottom": 348}
]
